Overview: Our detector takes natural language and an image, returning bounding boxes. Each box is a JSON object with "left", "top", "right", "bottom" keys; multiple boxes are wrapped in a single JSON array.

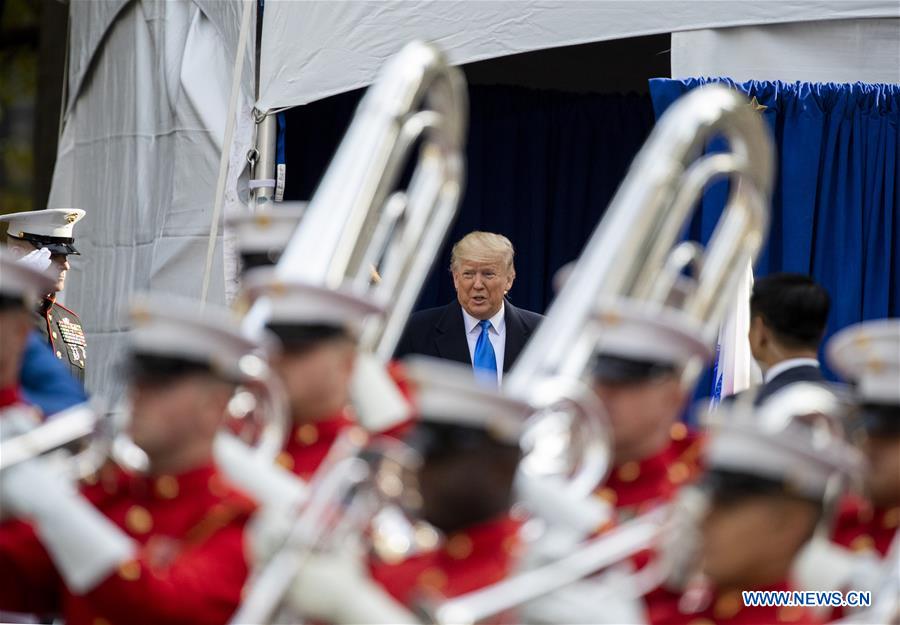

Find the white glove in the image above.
[
  {"left": 792, "top": 533, "right": 882, "bottom": 594},
  {"left": 214, "top": 431, "right": 308, "bottom": 511},
  {"left": 350, "top": 353, "right": 412, "bottom": 432},
  {"left": 15, "top": 248, "right": 52, "bottom": 272},
  {"left": 0, "top": 456, "right": 136, "bottom": 594},
  {"left": 247, "top": 502, "right": 296, "bottom": 567},
  {"left": 0, "top": 405, "right": 42, "bottom": 442},
  {"left": 658, "top": 487, "right": 708, "bottom": 591},
  {"left": 284, "top": 539, "right": 418, "bottom": 624}
]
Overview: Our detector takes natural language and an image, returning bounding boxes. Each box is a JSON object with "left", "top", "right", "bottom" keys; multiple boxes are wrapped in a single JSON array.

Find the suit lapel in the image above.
[
  {"left": 433, "top": 301, "right": 473, "bottom": 366},
  {"left": 503, "top": 301, "right": 526, "bottom": 372}
]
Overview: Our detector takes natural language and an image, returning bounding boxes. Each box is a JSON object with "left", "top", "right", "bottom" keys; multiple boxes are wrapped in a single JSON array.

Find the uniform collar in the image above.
[
  {"left": 287, "top": 409, "right": 354, "bottom": 447},
  {"left": 125, "top": 462, "right": 222, "bottom": 500},
  {"left": 441, "top": 514, "right": 522, "bottom": 562},
  {"left": 598, "top": 424, "right": 703, "bottom": 511},
  {"left": 764, "top": 357, "right": 819, "bottom": 383}
]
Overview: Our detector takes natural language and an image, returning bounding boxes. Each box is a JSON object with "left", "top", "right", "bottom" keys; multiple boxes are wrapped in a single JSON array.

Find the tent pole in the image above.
[{"left": 251, "top": 113, "right": 277, "bottom": 208}]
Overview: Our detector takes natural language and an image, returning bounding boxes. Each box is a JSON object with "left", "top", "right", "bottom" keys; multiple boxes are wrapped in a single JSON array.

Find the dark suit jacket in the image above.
[
  {"left": 393, "top": 300, "right": 543, "bottom": 371},
  {"left": 727, "top": 363, "right": 826, "bottom": 406}
]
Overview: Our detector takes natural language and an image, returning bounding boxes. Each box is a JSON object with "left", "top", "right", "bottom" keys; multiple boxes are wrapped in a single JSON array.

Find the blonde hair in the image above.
[{"left": 450, "top": 231, "right": 515, "bottom": 275}]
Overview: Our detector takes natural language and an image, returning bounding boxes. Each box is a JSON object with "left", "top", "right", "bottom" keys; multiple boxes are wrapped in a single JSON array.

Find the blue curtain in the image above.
[
  {"left": 649, "top": 78, "right": 900, "bottom": 381},
  {"left": 282, "top": 85, "right": 655, "bottom": 313}
]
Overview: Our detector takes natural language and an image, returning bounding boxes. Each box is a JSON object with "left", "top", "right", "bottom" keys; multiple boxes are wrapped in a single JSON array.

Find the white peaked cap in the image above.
[
  {"left": 0, "top": 208, "right": 85, "bottom": 239},
  {"left": 593, "top": 298, "right": 714, "bottom": 367},
  {"left": 403, "top": 356, "right": 532, "bottom": 444},
  {"left": 225, "top": 203, "right": 307, "bottom": 254},
  {"left": 242, "top": 266, "right": 382, "bottom": 332},
  {"left": 827, "top": 318, "right": 900, "bottom": 404},
  {"left": 128, "top": 293, "right": 268, "bottom": 382},
  {"left": 704, "top": 383, "right": 863, "bottom": 500}
]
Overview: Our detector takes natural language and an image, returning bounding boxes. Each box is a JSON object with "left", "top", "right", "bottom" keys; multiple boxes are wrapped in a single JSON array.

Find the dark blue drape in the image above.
[
  {"left": 282, "top": 85, "right": 655, "bottom": 314},
  {"left": 649, "top": 78, "right": 900, "bottom": 381}
]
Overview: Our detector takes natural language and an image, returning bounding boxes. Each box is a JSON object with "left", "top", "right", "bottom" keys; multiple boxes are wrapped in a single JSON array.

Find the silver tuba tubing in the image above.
[
  {"left": 504, "top": 85, "right": 774, "bottom": 395},
  {"left": 427, "top": 508, "right": 669, "bottom": 625},
  {"left": 255, "top": 40, "right": 466, "bottom": 362},
  {"left": 0, "top": 403, "right": 109, "bottom": 479}
]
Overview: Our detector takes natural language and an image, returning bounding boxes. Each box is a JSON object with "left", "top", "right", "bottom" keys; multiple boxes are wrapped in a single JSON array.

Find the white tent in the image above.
[
  {"left": 257, "top": 0, "right": 898, "bottom": 110},
  {"left": 49, "top": 0, "right": 899, "bottom": 399}
]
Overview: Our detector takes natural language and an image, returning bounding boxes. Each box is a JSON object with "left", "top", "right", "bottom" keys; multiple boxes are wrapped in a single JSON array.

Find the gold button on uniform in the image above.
[
  {"left": 275, "top": 452, "right": 295, "bottom": 471},
  {"left": 417, "top": 567, "right": 447, "bottom": 591},
  {"left": 125, "top": 505, "right": 153, "bottom": 534},
  {"left": 52, "top": 331, "right": 58, "bottom": 339},
  {"left": 713, "top": 592, "right": 742, "bottom": 619},
  {"left": 883, "top": 507, "right": 900, "bottom": 529},
  {"left": 296, "top": 424, "right": 319, "bottom": 445},
  {"left": 117, "top": 560, "right": 141, "bottom": 581},
  {"left": 208, "top": 474, "right": 229, "bottom": 497},
  {"left": 670, "top": 422, "right": 688, "bottom": 441},
  {"left": 617, "top": 461, "right": 641, "bottom": 483},
  {"left": 668, "top": 461, "right": 690, "bottom": 484},
  {"left": 56, "top": 351, "right": 63, "bottom": 359},
  {"left": 595, "top": 487, "right": 618, "bottom": 505},
  {"left": 445, "top": 534, "right": 473, "bottom": 560},
  {"left": 155, "top": 476, "right": 179, "bottom": 499},
  {"left": 778, "top": 605, "right": 803, "bottom": 622},
  {"left": 851, "top": 534, "right": 875, "bottom": 552}
]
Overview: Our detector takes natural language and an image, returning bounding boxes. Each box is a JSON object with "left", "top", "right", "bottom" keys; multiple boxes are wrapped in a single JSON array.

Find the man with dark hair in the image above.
[{"left": 746, "top": 273, "right": 830, "bottom": 404}]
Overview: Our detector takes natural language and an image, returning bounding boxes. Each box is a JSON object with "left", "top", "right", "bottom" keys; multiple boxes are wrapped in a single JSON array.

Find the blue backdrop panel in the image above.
[
  {"left": 282, "top": 85, "right": 656, "bottom": 314},
  {"left": 650, "top": 78, "right": 900, "bottom": 381}
]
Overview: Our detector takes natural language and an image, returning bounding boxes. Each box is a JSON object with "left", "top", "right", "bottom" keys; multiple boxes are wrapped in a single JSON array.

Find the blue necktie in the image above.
[{"left": 473, "top": 319, "right": 498, "bottom": 385}]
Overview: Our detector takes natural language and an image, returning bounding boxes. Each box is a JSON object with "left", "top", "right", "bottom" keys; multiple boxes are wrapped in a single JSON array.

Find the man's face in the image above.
[
  {"left": 273, "top": 339, "right": 356, "bottom": 421},
  {"left": 863, "top": 434, "right": 900, "bottom": 506},
  {"left": 452, "top": 258, "right": 514, "bottom": 321},
  {"left": 593, "top": 374, "right": 685, "bottom": 459},
  {"left": 49, "top": 253, "right": 70, "bottom": 293},
  {"left": 701, "top": 494, "right": 817, "bottom": 589},
  {"left": 128, "top": 375, "right": 227, "bottom": 459},
  {"left": 0, "top": 308, "right": 31, "bottom": 388}
]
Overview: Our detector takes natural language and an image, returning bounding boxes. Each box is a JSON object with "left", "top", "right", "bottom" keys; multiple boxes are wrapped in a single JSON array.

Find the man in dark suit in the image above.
[
  {"left": 742, "top": 273, "right": 830, "bottom": 404},
  {"left": 394, "top": 231, "right": 542, "bottom": 385}
]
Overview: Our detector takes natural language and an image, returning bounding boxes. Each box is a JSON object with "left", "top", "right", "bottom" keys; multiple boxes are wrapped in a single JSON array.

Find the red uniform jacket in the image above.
[
  {"left": 275, "top": 410, "right": 355, "bottom": 480},
  {"left": 0, "top": 462, "right": 255, "bottom": 625},
  {"left": 832, "top": 493, "right": 898, "bottom": 557},
  {"left": 369, "top": 515, "right": 522, "bottom": 609},
  {"left": 596, "top": 424, "right": 704, "bottom": 520},
  {"left": 274, "top": 362, "right": 414, "bottom": 481},
  {"left": 646, "top": 581, "right": 822, "bottom": 625}
]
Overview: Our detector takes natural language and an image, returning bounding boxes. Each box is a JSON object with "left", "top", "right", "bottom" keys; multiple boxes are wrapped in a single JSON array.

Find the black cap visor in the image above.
[
  {"left": 13, "top": 233, "right": 79, "bottom": 255},
  {"left": 592, "top": 354, "right": 677, "bottom": 384}
]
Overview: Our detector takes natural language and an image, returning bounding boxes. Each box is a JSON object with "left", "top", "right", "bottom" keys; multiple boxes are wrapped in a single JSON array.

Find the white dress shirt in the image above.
[
  {"left": 461, "top": 303, "right": 506, "bottom": 385},
  {"left": 763, "top": 357, "right": 820, "bottom": 383}
]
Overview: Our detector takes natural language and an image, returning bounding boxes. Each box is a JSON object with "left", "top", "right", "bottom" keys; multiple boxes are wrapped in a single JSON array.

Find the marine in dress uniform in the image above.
[
  {"left": 273, "top": 356, "right": 527, "bottom": 624},
  {"left": 0, "top": 208, "right": 88, "bottom": 383},
  {"left": 645, "top": 382, "right": 861, "bottom": 625},
  {"left": 589, "top": 304, "right": 711, "bottom": 519},
  {"left": 242, "top": 267, "right": 385, "bottom": 480},
  {"left": 827, "top": 320, "right": 900, "bottom": 558},
  {"left": 0, "top": 295, "right": 265, "bottom": 625},
  {"left": 368, "top": 357, "right": 526, "bottom": 607}
]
